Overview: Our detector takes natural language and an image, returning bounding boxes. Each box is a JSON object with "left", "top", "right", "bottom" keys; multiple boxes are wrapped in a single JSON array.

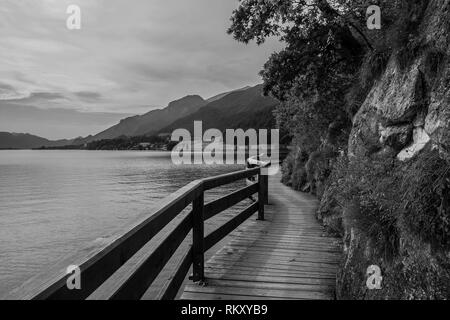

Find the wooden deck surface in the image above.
[{"left": 181, "top": 173, "right": 341, "bottom": 300}]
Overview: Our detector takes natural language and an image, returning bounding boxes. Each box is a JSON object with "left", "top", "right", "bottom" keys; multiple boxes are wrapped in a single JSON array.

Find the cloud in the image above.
[
  {"left": 0, "top": 0, "right": 284, "bottom": 136},
  {"left": 2, "top": 91, "right": 66, "bottom": 106},
  {"left": 74, "top": 91, "right": 102, "bottom": 101},
  {"left": 0, "top": 82, "right": 19, "bottom": 99}
]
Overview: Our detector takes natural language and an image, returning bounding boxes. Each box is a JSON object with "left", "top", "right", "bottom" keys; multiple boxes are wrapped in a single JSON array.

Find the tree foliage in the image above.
[{"left": 228, "top": 0, "right": 375, "bottom": 146}]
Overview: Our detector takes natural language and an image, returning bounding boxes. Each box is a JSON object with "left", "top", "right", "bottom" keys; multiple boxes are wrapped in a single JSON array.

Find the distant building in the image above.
[{"left": 138, "top": 142, "right": 151, "bottom": 149}]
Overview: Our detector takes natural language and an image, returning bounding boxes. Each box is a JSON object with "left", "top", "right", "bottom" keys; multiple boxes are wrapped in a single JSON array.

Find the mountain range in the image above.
[
  {"left": 0, "top": 84, "right": 278, "bottom": 149},
  {"left": 0, "top": 132, "right": 73, "bottom": 149}
]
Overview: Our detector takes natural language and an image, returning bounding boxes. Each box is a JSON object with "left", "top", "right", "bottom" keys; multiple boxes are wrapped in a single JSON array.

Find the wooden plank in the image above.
[
  {"left": 183, "top": 283, "right": 331, "bottom": 300},
  {"left": 204, "top": 202, "right": 258, "bottom": 251},
  {"left": 225, "top": 240, "right": 340, "bottom": 252},
  {"left": 7, "top": 180, "right": 203, "bottom": 300},
  {"left": 204, "top": 264, "right": 337, "bottom": 277},
  {"left": 191, "top": 193, "right": 205, "bottom": 282},
  {"left": 217, "top": 247, "right": 341, "bottom": 263},
  {"left": 181, "top": 291, "right": 297, "bottom": 300},
  {"left": 208, "top": 256, "right": 339, "bottom": 271},
  {"left": 204, "top": 261, "right": 337, "bottom": 277},
  {"left": 258, "top": 171, "right": 266, "bottom": 220},
  {"left": 88, "top": 211, "right": 193, "bottom": 300},
  {"left": 204, "top": 270, "right": 335, "bottom": 282},
  {"left": 204, "top": 183, "right": 258, "bottom": 221},
  {"left": 211, "top": 247, "right": 340, "bottom": 262},
  {"left": 229, "top": 235, "right": 340, "bottom": 246},
  {"left": 228, "top": 239, "right": 339, "bottom": 250},
  {"left": 156, "top": 247, "right": 193, "bottom": 300},
  {"left": 221, "top": 243, "right": 340, "bottom": 256},
  {"left": 225, "top": 241, "right": 340, "bottom": 252},
  {"left": 233, "top": 227, "right": 328, "bottom": 234},
  {"left": 262, "top": 174, "right": 269, "bottom": 205},
  {"left": 231, "top": 230, "right": 338, "bottom": 241},
  {"left": 227, "top": 242, "right": 340, "bottom": 254},
  {"left": 201, "top": 278, "right": 334, "bottom": 292},
  {"left": 203, "top": 167, "right": 260, "bottom": 190},
  {"left": 237, "top": 225, "right": 326, "bottom": 232},
  {"left": 204, "top": 272, "right": 335, "bottom": 286}
]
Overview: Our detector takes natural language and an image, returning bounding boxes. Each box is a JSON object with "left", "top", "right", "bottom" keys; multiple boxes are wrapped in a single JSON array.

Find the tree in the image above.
[
  {"left": 230, "top": 1, "right": 372, "bottom": 96},
  {"left": 228, "top": 0, "right": 372, "bottom": 149}
]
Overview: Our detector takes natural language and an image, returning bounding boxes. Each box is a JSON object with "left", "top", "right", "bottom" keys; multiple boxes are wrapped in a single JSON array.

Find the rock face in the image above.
[
  {"left": 349, "top": 57, "right": 431, "bottom": 159},
  {"left": 397, "top": 127, "right": 431, "bottom": 161},
  {"left": 324, "top": 0, "right": 450, "bottom": 299},
  {"left": 425, "top": 75, "right": 450, "bottom": 157},
  {"left": 349, "top": 0, "right": 450, "bottom": 161}
]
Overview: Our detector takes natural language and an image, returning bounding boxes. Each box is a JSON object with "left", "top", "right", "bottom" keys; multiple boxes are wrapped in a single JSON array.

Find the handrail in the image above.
[{"left": 5, "top": 166, "right": 269, "bottom": 300}]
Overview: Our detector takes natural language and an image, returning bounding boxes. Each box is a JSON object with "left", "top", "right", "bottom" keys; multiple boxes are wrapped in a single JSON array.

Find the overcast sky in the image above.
[{"left": 0, "top": 0, "right": 282, "bottom": 138}]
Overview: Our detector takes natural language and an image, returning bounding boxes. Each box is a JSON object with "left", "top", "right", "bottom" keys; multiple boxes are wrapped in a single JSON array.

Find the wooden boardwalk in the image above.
[{"left": 181, "top": 173, "right": 341, "bottom": 300}]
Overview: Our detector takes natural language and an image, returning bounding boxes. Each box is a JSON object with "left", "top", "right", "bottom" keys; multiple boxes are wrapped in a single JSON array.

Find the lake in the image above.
[{"left": 0, "top": 150, "right": 246, "bottom": 297}]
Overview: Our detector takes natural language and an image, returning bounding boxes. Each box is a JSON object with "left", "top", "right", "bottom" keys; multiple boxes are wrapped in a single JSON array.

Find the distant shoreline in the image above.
[{"left": 0, "top": 148, "right": 171, "bottom": 151}]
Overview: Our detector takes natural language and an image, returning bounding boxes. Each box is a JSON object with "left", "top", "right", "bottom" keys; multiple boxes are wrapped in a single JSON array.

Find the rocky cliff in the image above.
[{"left": 317, "top": 0, "right": 450, "bottom": 299}]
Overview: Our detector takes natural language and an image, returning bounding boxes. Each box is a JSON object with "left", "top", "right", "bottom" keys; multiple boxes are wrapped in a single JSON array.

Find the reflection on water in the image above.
[{"left": 0, "top": 150, "right": 245, "bottom": 296}]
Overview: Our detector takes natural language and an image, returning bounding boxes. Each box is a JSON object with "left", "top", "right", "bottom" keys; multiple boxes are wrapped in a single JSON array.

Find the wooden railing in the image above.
[{"left": 6, "top": 166, "right": 269, "bottom": 300}]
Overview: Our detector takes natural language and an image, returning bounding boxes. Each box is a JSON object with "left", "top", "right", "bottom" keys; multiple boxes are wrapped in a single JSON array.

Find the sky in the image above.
[{"left": 0, "top": 0, "right": 283, "bottom": 139}]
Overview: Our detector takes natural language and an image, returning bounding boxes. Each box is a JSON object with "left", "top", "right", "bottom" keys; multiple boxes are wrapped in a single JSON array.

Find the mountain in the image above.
[
  {"left": 0, "top": 132, "right": 73, "bottom": 149},
  {"left": 90, "top": 95, "right": 207, "bottom": 141},
  {"left": 156, "top": 84, "right": 278, "bottom": 134},
  {"left": 0, "top": 85, "right": 279, "bottom": 149},
  {"left": 205, "top": 86, "right": 251, "bottom": 103},
  {"left": 0, "top": 103, "right": 132, "bottom": 141}
]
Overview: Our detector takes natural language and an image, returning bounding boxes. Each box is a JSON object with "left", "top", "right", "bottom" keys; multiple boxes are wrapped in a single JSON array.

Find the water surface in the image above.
[{"left": 0, "top": 150, "right": 245, "bottom": 296}]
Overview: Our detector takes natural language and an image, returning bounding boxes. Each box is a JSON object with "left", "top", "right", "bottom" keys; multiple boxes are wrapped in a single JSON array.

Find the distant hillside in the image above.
[
  {"left": 205, "top": 86, "right": 251, "bottom": 103},
  {"left": 157, "top": 84, "right": 278, "bottom": 134},
  {"left": 90, "top": 95, "right": 207, "bottom": 141},
  {"left": 0, "top": 85, "right": 279, "bottom": 149},
  {"left": 0, "top": 132, "right": 73, "bottom": 149},
  {"left": 88, "top": 85, "right": 277, "bottom": 142},
  {"left": 0, "top": 103, "right": 132, "bottom": 141}
]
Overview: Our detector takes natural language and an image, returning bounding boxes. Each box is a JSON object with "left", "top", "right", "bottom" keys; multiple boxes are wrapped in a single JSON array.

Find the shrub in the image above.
[
  {"left": 327, "top": 145, "right": 450, "bottom": 262},
  {"left": 280, "top": 151, "right": 295, "bottom": 186},
  {"left": 334, "top": 155, "right": 401, "bottom": 261},
  {"left": 305, "top": 146, "right": 338, "bottom": 197},
  {"left": 400, "top": 147, "right": 450, "bottom": 251},
  {"left": 291, "top": 149, "right": 309, "bottom": 191},
  {"left": 360, "top": 48, "right": 391, "bottom": 87},
  {"left": 281, "top": 148, "right": 309, "bottom": 190}
]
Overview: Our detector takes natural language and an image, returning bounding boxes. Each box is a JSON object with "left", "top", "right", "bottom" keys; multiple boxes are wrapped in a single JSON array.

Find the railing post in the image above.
[
  {"left": 258, "top": 169, "right": 265, "bottom": 221},
  {"left": 263, "top": 174, "right": 269, "bottom": 205},
  {"left": 191, "top": 192, "right": 205, "bottom": 282}
]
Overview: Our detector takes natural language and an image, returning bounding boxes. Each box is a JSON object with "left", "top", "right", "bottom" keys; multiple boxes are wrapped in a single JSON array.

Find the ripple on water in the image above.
[{"left": 0, "top": 150, "right": 244, "bottom": 296}]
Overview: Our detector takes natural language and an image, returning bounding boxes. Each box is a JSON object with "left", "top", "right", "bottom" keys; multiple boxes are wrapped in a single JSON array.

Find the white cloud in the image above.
[{"left": 0, "top": 0, "right": 283, "bottom": 137}]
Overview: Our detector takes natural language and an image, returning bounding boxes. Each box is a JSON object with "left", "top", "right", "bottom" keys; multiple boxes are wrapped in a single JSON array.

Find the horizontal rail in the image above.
[
  {"left": 88, "top": 211, "right": 193, "bottom": 300},
  {"left": 204, "top": 202, "right": 259, "bottom": 251},
  {"left": 204, "top": 183, "right": 259, "bottom": 221},
  {"left": 203, "top": 167, "right": 260, "bottom": 190},
  {"left": 156, "top": 246, "right": 193, "bottom": 300}
]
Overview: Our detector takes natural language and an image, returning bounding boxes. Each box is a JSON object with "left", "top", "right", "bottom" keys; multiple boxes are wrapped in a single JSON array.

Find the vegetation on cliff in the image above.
[{"left": 229, "top": 0, "right": 450, "bottom": 299}]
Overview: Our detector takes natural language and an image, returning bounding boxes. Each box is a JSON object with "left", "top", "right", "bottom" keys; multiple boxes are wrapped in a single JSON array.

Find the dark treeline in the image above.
[
  {"left": 37, "top": 135, "right": 177, "bottom": 151},
  {"left": 84, "top": 135, "right": 175, "bottom": 151}
]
